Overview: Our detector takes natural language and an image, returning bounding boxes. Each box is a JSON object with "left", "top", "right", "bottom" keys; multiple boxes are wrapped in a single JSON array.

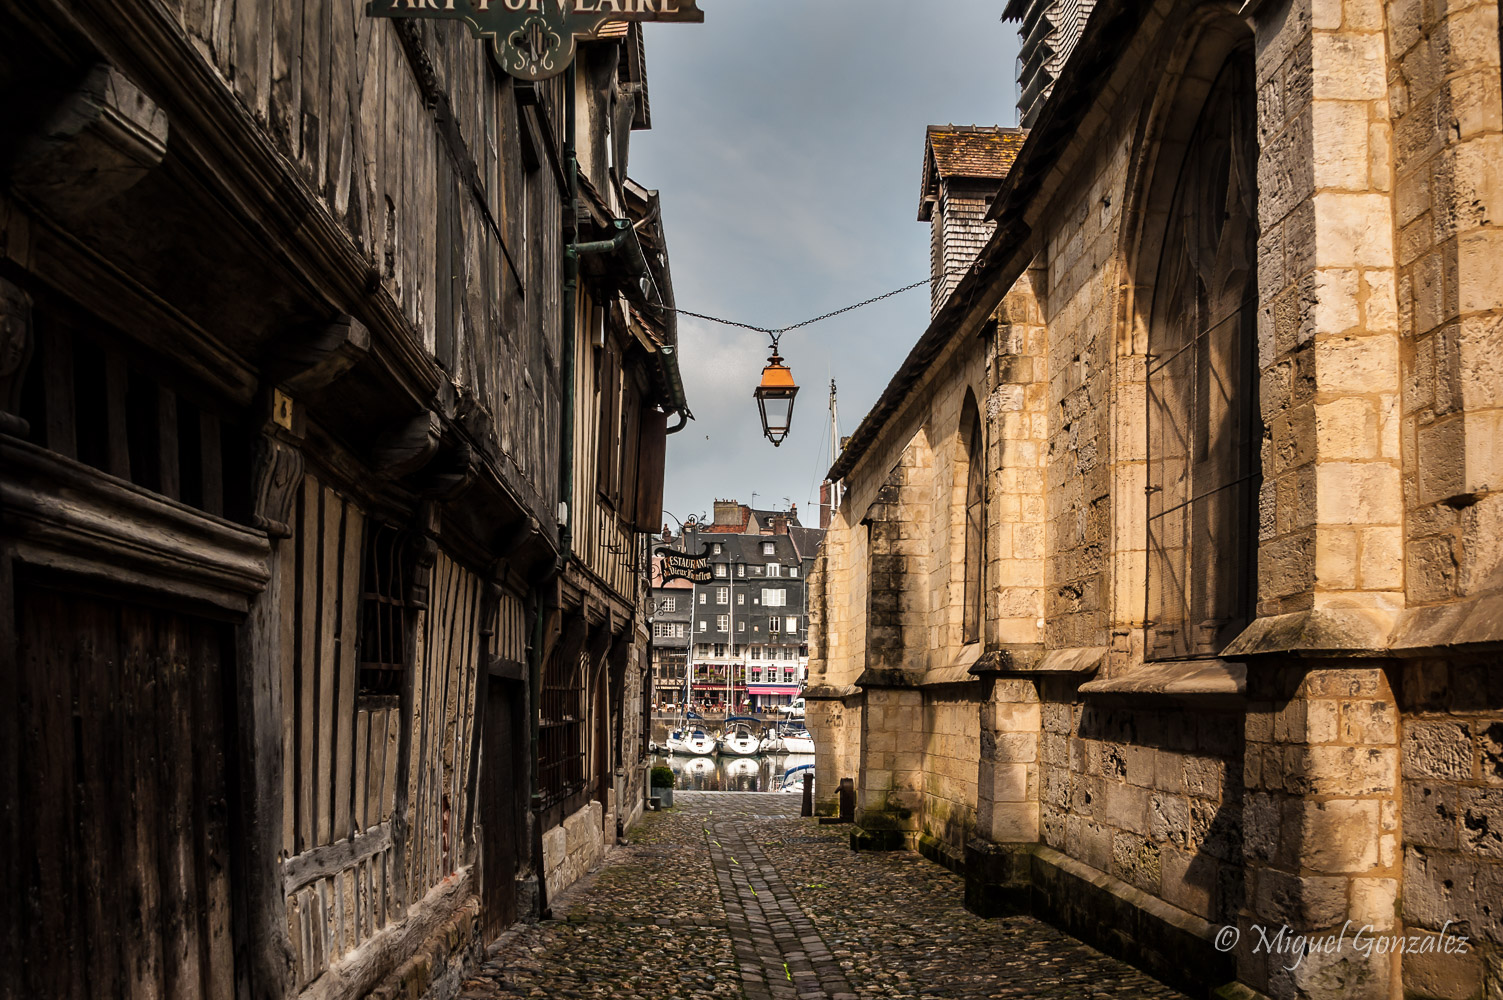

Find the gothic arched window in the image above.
[
  {"left": 1145, "top": 51, "right": 1260, "bottom": 660},
  {"left": 961, "top": 395, "right": 984, "bottom": 645}
]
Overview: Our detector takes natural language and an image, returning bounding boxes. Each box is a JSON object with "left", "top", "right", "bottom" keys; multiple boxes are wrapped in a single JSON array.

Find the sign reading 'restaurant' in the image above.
[
  {"left": 655, "top": 544, "right": 713, "bottom": 585},
  {"left": 367, "top": 0, "right": 704, "bottom": 81}
]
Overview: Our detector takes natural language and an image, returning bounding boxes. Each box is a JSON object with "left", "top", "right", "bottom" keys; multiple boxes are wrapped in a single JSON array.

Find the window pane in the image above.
[{"left": 1145, "top": 53, "right": 1259, "bottom": 660}]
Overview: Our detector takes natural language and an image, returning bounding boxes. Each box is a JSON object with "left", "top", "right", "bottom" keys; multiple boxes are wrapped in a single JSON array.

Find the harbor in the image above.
[{"left": 649, "top": 752, "right": 816, "bottom": 792}]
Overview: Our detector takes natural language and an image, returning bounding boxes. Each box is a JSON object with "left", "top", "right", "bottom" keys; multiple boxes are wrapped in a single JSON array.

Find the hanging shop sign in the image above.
[
  {"left": 367, "top": 0, "right": 704, "bottom": 81},
  {"left": 655, "top": 544, "right": 713, "bottom": 584}
]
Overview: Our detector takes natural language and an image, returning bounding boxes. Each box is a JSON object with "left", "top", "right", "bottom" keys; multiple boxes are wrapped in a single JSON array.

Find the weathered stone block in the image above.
[
  {"left": 1404, "top": 720, "right": 1474, "bottom": 780},
  {"left": 1253, "top": 868, "right": 1348, "bottom": 927}
]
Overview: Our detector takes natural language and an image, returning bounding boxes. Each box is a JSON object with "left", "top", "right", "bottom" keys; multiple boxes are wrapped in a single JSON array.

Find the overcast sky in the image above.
[{"left": 631, "top": 2, "right": 1022, "bottom": 530}]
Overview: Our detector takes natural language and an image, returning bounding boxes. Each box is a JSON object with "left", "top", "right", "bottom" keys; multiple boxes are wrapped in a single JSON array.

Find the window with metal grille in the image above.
[
  {"left": 962, "top": 394, "right": 984, "bottom": 644},
  {"left": 539, "top": 648, "right": 586, "bottom": 807},
  {"left": 359, "top": 523, "right": 408, "bottom": 696},
  {"left": 15, "top": 294, "right": 253, "bottom": 523},
  {"left": 1146, "top": 52, "right": 1260, "bottom": 660}
]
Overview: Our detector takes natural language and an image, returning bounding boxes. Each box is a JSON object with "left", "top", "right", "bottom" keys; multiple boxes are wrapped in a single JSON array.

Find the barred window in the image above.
[
  {"left": 539, "top": 648, "right": 586, "bottom": 807},
  {"left": 1146, "top": 52, "right": 1260, "bottom": 660},
  {"left": 359, "top": 523, "right": 408, "bottom": 696}
]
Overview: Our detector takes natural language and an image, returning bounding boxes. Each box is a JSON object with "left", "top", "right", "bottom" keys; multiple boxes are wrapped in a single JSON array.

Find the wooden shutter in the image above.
[{"left": 633, "top": 407, "right": 667, "bottom": 531}]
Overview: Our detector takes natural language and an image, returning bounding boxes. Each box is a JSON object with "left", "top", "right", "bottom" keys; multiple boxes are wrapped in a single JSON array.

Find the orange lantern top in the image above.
[{"left": 754, "top": 343, "right": 799, "bottom": 447}]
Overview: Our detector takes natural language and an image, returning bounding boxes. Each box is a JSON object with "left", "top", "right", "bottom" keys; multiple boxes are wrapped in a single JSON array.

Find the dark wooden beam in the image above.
[
  {"left": 9, "top": 63, "right": 169, "bottom": 217},
  {"left": 265, "top": 314, "right": 371, "bottom": 396},
  {"left": 372, "top": 410, "right": 440, "bottom": 480}
]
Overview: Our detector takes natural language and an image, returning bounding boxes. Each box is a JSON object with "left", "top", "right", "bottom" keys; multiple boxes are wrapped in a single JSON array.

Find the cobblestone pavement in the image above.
[{"left": 460, "top": 792, "right": 1190, "bottom": 1000}]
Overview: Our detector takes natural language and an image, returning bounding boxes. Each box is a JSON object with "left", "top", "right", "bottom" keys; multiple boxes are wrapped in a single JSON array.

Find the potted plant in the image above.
[{"left": 650, "top": 764, "right": 675, "bottom": 809}]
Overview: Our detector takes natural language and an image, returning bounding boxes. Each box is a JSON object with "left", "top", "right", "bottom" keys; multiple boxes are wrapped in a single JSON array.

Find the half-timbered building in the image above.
[{"left": 0, "top": 5, "right": 684, "bottom": 1000}]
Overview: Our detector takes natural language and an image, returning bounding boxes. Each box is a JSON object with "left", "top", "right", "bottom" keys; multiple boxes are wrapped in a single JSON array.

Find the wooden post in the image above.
[{"left": 800, "top": 773, "right": 812, "bottom": 817}]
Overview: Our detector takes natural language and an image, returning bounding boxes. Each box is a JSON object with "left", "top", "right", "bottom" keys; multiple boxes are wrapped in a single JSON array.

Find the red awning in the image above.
[{"left": 747, "top": 686, "right": 799, "bottom": 696}]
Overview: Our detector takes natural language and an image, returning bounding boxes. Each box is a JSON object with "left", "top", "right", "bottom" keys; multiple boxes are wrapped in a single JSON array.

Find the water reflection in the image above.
[{"left": 651, "top": 753, "right": 815, "bottom": 792}]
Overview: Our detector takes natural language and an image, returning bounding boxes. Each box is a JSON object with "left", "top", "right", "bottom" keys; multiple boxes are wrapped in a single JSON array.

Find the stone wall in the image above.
[
  {"left": 807, "top": 0, "right": 1503, "bottom": 991},
  {"left": 920, "top": 687, "right": 983, "bottom": 862},
  {"left": 543, "top": 800, "right": 605, "bottom": 904},
  {"left": 1037, "top": 684, "right": 1246, "bottom": 926},
  {"left": 1400, "top": 659, "right": 1503, "bottom": 997}
]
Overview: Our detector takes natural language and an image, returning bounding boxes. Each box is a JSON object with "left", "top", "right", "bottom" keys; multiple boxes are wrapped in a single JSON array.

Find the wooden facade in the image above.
[{"left": 0, "top": 2, "right": 685, "bottom": 998}]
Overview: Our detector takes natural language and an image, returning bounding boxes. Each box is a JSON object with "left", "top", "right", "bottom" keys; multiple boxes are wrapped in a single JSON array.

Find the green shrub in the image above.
[{"left": 650, "top": 765, "right": 675, "bottom": 788}]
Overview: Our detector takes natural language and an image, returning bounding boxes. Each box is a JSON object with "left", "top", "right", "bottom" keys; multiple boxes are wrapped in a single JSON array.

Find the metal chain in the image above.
[{"left": 667, "top": 260, "right": 985, "bottom": 339}]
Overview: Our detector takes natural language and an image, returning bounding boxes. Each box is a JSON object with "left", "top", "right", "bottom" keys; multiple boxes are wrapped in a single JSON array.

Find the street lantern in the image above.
[{"left": 754, "top": 338, "right": 799, "bottom": 447}]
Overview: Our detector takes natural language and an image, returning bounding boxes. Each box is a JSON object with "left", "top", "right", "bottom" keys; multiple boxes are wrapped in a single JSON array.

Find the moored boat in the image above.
[
  {"left": 664, "top": 726, "right": 717, "bottom": 756},
  {"left": 780, "top": 728, "right": 815, "bottom": 754},
  {"left": 717, "top": 717, "right": 761, "bottom": 756}
]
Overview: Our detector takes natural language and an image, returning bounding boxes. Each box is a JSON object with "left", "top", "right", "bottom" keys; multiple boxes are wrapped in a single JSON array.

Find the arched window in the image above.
[
  {"left": 961, "top": 394, "right": 984, "bottom": 645},
  {"left": 1146, "top": 50, "right": 1260, "bottom": 660}
]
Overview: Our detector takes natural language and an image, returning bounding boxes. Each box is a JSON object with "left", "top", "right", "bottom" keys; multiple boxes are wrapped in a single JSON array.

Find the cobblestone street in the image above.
[{"left": 460, "top": 793, "right": 1189, "bottom": 1000}]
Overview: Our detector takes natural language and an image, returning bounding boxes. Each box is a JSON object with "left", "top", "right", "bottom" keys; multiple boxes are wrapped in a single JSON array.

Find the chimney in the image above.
[
  {"left": 772, "top": 515, "right": 789, "bottom": 536},
  {"left": 713, "top": 500, "right": 741, "bottom": 526},
  {"left": 820, "top": 482, "right": 832, "bottom": 530}
]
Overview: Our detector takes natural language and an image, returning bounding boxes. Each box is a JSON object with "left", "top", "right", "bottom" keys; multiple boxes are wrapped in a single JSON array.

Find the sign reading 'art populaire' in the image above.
[{"left": 367, "top": 0, "right": 704, "bottom": 81}]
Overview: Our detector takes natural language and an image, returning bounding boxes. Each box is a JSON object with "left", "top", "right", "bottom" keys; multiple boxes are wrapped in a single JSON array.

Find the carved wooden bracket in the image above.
[
  {"left": 250, "top": 433, "right": 304, "bottom": 538},
  {"left": 415, "top": 440, "right": 476, "bottom": 499},
  {"left": 373, "top": 410, "right": 441, "bottom": 479},
  {"left": 265, "top": 314, "right": 372, "bottom": 395},
  {"left": 10, "top": 64, "right": 170, "bottom": 216},
  {"left": 405, "top": 501, "right": 440, "bottom": 610},
  {"left": 0, "top": 277, "right": 33, "bottom": 438}
]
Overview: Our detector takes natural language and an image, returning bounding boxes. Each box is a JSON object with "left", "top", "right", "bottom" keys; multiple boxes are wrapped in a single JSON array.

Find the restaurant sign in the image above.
[
  {"left": 367, "top": 0, "right": 704, "bottom": 81},
  {"left": 655, "top": 544, "right": 713, "bottom": 585}
]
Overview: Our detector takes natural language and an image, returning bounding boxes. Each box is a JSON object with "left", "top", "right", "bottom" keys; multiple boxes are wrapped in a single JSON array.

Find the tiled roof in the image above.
[
  {"left": 927, "top": 126, "right": 1028, "bottom": 180},
  {"left": 919, "top": 126, "right": 1029, "bottom": 218}
]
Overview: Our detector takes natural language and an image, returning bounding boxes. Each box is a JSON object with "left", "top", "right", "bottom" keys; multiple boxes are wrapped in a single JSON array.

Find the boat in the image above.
[
  {"left": 717, "top": 717, "right": 762, "bottom": 757},
  {"left": 758, "top": 729, "right": 786, "bottom": 754},
  {"left": 778, "top": 761, "right": 815, "bottom": 793},
  {"left": 780, "top": 728, "right": 815, "bottom": 754},
  {"left": 664, "top": 726, "right": 717, "bottom": 756}
]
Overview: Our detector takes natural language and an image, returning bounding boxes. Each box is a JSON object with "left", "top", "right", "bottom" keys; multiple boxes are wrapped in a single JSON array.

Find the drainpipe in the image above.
[{"left": 532, "top": 59, "right": 581, "bottom": 925}]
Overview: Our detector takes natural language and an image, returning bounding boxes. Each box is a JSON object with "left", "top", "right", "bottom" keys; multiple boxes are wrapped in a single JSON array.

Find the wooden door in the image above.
[
  {"left": 480, "top": 681, "right": 523, "bottom": 938},
  {"left": 6, "top": 581, "right": 236, "bottom": 999}
]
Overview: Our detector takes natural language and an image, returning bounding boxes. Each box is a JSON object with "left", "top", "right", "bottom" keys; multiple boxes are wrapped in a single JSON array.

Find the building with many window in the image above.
[
  {"left": 648, "top": 548, "right": 694, "bottom": 708},
  {"left": 651, "top": 502, "right": 821, "bottom": 713}
]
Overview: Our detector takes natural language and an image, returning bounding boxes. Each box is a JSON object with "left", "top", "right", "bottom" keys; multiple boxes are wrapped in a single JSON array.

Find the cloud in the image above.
[{"left": 632, "top": 1, "right": 1020, "bottom": 524}]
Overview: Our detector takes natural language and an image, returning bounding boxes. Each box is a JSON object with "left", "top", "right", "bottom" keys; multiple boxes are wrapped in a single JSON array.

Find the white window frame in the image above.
[
  {"left": 763, "top": 541, "right": 776, "bottom": 556},
  {"left": 766, "top": 562, "right": 781, "bottom": 578},
  {"left": 716, "top": 587, "right": 729, "bottom": 605},
  {"left": 717, "top": 614, "right": 729, "bottom": 632},
  {"left": 769, "top": 617, "right": 781, "bottom": 633}
]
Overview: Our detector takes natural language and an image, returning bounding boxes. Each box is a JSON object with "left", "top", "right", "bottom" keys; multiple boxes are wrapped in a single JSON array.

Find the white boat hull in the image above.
[
  {"left": 719, "top": 737, "right": 761, "bottom": 756},
  {"left": 781, "top": 735, "right": 815, "bottom": 754},
  {"left": 665, "top": 735, "right": 717, "bottom": 756}
]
